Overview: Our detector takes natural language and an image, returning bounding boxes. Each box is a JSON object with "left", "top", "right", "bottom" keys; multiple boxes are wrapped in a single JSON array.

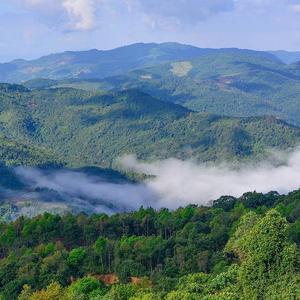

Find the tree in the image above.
[
  {"left": 18, "top": 282, "right": 66, "bottom": 300},
  {"left": 94, "top": 237, "right": 108, "bottom": 272},
  {"left": 103, "top": 283, "right": 137, "bottom": 300},
  {"left": 67, "top": 247, "right": 86, "bottom": 276},
  {"left": 66, "top": 276, "right": 106, "bottom": 300},
  {"left": 226, "top": 210, "right": 300, "bottom": 299},
  {"left": 18, "top": 285, "right": 33, "bottom": 300}
]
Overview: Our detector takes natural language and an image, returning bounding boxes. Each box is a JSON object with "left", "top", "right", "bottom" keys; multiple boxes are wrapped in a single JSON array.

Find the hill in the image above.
[
  {"left": 68, "top": 51, "right": 300, "bottom": 125},
  {"left": 270, "top": 50, "right": 300, "bottom": 64},
  {"left": 0, "top": 43, "right": 279, "bottom": 83},
  {"left": 0, "top": 85, "right": 299, "bottom": 168},
  {"left": 2, "top": 83, "right": 300, "bottom": 220}
]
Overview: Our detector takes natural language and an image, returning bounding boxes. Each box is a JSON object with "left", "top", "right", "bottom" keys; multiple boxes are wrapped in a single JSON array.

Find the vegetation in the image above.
[
  {"left": 0, "top": 43, "right": 278, "bottom": 83},
  {"left": 0, "top": 134, "right": 61, "bottom": 168},
  {"left": 2, "top": 43, "right": 300, "bottom": 299},
  {"left": 1, "top": 189, "right": 300, "bottom": 298},
  {"left": 62, "top": 51, "right": 300, "bottom": 125},
  {"left": 0, "top": 43, "right": 207, "bottom": 83},
  {"left": 0, "top": 85, "right": 299, "bottom": 169}
]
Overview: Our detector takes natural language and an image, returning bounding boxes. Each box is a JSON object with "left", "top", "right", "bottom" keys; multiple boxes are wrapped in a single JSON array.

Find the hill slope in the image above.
[
  {"left": 0, "top": 134, "right": 61, "bottom": 168},
  {"left": 270, "top": 50, "right": 300, "bottom": 64},
  {"left": 0, "top": 85, "right": 299, "bottom": 168},
  {"left": 71, "top": 51, "right": 300, "bottom": 125}
]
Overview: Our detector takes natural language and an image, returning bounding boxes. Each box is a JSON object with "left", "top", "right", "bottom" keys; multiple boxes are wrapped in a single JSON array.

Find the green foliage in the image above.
[
  {"left": 0, "top": 189, "right": 300, "bottom": 299},
  {"left": 67, "top": 276, "right": 106, "bottom": 299},
  {"left": 0, "top": 135, "right": 61, "bottom": 168},
  {"left": 81, "top": 51, "right": 300, "bottom": 125},
  {"left": 104, "top": 284, "right": 137, "bottom": 300},
  {"left": 68, "top": 248, "right": 86, "bottom": 266},
  {"left": 226, "top": 210, "right": 300, "bottom": 299},
  {"left": 0, "top": 85, "right": 299, "bottom": 170},
  {"left": 18, "top": 282, "right": 66, "bottom": 300}
]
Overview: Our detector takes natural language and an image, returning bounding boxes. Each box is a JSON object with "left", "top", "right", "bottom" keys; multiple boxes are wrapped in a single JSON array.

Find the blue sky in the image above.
[{"left": 0, "top": 0, "right": 300, "bottom": 61}]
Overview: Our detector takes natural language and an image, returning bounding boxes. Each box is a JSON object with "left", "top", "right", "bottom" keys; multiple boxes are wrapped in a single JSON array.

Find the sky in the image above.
[{"left": 0, "top": 0, "right": 300, "bottom": 62}]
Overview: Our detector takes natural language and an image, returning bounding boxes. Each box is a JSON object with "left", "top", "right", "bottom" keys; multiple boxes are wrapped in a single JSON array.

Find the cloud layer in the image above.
[
  {"left": 14, "top": 167, "right": 155, "bottom": 214},
  {"left": 119, "top": 150, "right": 300, "bottom": 208},
  {"left": 7, "top": 148, "right": 300, "bottom": 217}
]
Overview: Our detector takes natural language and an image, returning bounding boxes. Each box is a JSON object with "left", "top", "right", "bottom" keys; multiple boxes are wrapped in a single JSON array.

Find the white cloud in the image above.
[
  {"left": 62, "top": 0, "right": 96, "bottom": 30},
  {"left": 14, "top": 167, "right": 155, "bottom": 214},
  {"left": 12, "top": 0, "right": 97, "bottom": 31},
  {"left": 12, "top": 148, "right": 300, "bottom": 215},
  {"left": 119, "top": 149, "right": 300, "bottom": 209}
]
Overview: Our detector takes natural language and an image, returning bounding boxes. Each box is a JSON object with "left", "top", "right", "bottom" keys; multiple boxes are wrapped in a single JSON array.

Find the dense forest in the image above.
[
  {"left": 58, "top": 52, "right": 300, "bottom": 126},
  {"left": 1, "top": 189, "right": 300, "bottom": 299},
  {"left": 1, "top": 83, "right": 300, "bottom": 169}
]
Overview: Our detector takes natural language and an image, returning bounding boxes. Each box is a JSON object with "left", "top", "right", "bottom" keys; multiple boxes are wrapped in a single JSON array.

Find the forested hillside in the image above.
[
  {"left": 0, "top": 134, "right": 60, "bottom": 168},
  {"left": 0, "top": 85, "right": 299, "bottom": 169},
  {"left": 270, "top": 50, "right": 300, "bottom": 64},
  {"left": 1, "top": 189, "right": 300, "bottom": 299},
  {"left": 5, "top": 43, "right": 300, "bottom": 126},
  {"left": 62, "top": 51, "right": 300, "bottom": 125}
]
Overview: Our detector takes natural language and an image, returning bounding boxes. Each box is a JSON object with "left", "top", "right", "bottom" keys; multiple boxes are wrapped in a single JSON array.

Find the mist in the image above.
[
  {"left": 119, "top": 148, "right": 300, "bottom": 209},
  {"left": 5, "top": 147, "right": 300, "bottom": 216},
  {"left": 14, "top": 167, "right": 156, "bottom": 214}
]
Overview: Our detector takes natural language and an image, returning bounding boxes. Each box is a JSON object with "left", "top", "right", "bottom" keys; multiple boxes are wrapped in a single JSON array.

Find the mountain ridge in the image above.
[
  {"left": 53, "top": 50, "right": 300, "bottom": 125},
  {"left": 0, "top": 42, "right": 285, "bottom": 83}
]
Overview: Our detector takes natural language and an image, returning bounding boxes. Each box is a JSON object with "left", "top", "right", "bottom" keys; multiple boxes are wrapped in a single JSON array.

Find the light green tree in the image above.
[{"left": 226, "top": 209, "right": 300, "bottom": 299}]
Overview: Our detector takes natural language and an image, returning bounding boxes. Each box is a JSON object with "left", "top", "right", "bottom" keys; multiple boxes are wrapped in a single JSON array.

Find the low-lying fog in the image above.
[{"left": 7, "top": 147, "right": 300, "bottom": 215}]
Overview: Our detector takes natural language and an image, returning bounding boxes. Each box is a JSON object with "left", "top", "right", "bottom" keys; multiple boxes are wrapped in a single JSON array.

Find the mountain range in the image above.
[
  {"left": 3, "top": 43, "right": 297, "bottom": 127},
  {"left": 1, "top": 43, "right": 300, "bottom": 219},
  {"left": 1, "top": 42, "right": 299, "bottom": 83}
]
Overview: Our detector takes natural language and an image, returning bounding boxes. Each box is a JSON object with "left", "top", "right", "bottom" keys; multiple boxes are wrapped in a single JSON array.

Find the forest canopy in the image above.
[{"left": 1, "top": 189, "right": 300, "bottom": 299}]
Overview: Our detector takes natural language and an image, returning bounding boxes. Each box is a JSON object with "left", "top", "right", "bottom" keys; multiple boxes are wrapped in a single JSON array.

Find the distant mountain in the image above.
[
  {"left": 0, "top": 43, "right": 279, "bottom": 83},
  {"left": 270, "top": 50, "right": 300, "bottom": 64},
  {"left": 59, "top": 51, "right": 300, "bottom": 125},
  {"left": 0, "top": 84, "right": 299, "bottom": 169}
]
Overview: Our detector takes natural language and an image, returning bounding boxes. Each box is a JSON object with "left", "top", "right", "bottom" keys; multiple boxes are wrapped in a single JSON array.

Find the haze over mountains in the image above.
[{"left": 1, "top": 42, "right": 300, "bottom": 83}]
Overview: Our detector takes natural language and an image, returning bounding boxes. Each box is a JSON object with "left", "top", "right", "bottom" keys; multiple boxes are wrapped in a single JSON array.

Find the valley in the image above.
[{"left": 1, "top": 42, "right": 300, "bottom": 299}]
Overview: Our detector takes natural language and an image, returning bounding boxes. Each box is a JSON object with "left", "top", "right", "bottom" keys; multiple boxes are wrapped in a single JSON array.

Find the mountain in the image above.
[
  {"left": 0, "top": 43, "right": 279, "bottom": 83},
  {"left": 270, "top": 50, "right": 300, "bottom": 64},
  {"left": 0, "top": 84, "right": 299, "bottom": 169},
  {"left": 63, "top": 51, "right": 300, "bottom": 125}
]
